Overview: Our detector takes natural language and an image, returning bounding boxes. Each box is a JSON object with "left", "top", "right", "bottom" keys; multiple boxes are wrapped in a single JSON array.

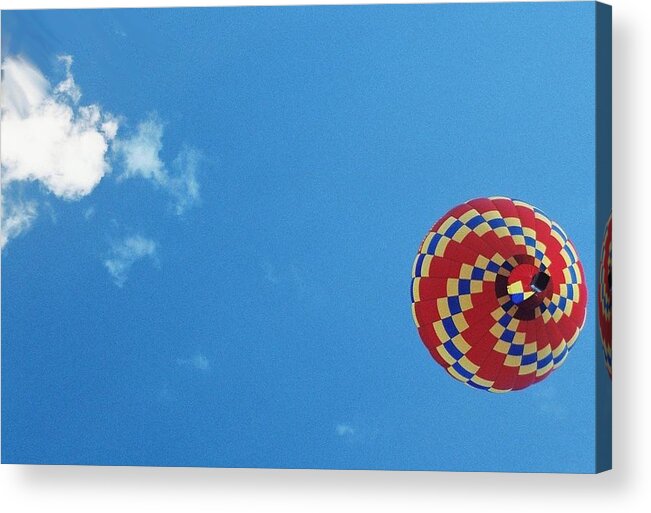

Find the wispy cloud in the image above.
[
  {"left": 83, "top": 206, "right": 96, "bottom": 221},
  {"left": 169, "top": 147, "right": 201, "bottom": 215},
  {"left": 114, "top": 116, "right": 201, "bottom": 215},
  {"left": 261, "top": 261, "right": 280, "bottom": 284},
  {"left": 532, "top": 384, "right": 568, "bottom": 420},
  {"left": 260, "top": 262, "right": 308, "bottom": 297},
  {"left": 0, "top": 198, "right": 38, "bottom": 249},
  {"left": 53, "top": 55, "right": 81, "bottom": 104},
  {"left": 1, "top": 55, "right": 118, "bottom": 247},
  {"left": 103, "top": 235, "right": 157, "bottom": 287},
  {"left": 335, "top": 424, "right": 355, "bottom": 437},
  {"left": 176, "top": 353, "right": 210, "bottom": 371},
  {"left": 114, "top": 115, "right": 166, "bottom": 183}
]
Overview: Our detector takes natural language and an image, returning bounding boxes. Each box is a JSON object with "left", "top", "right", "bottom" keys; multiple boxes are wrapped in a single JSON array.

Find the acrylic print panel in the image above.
[{"left": 1, "top": 2, "right": 612, "bottom": 473}]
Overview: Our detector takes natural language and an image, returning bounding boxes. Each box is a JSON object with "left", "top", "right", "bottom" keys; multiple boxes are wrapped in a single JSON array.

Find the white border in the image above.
[{"left": 1, "top": 0, "right": 650, "bottom": 511}]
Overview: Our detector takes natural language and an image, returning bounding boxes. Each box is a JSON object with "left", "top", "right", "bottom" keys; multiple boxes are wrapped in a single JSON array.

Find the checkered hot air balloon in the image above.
[
  {"left": 411, "top": 197, "right": 587, "bottom": 393},
  {"left": 598, "top": 214, "right": 612, "bottom": 377}
]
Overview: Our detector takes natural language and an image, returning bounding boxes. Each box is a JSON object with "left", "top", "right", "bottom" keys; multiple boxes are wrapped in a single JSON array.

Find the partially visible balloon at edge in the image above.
[{"left": 598, "top": 214, "right": 612, "bottom": 378}]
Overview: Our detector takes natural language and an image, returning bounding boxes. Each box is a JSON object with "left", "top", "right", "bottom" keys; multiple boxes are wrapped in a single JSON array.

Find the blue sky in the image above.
[{"left": 1, "top": 3, "right": 608, "bottom": 472}]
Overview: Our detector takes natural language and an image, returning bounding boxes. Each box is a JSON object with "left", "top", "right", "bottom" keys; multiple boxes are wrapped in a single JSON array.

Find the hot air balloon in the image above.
[
  {"left": 598, "top": 214, "right": 612, "bottom": 377},
  {"left": 411, "top": 197, "right": 587, "bottom": 393}
]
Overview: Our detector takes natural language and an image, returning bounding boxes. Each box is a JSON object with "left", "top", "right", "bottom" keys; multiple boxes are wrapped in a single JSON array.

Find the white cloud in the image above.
[
  {"left": 177, "top": 353, "right": 210, "bottom": 371},
  {"left": 114, "top": 117, "right": 201, "bottom": 215},
  {"left": 1, "top": 55, "right": 118, "bottom": 199},
  {"left": 1, "top": 53, "right": 202, "bottom": 251},
  {"left": 1, "top": 55, "right": 118, "bottom": 247},
  {"left": 103, "top": 235, "right": 157, "bottom": 287},
  {"left": 335, "top": 424, "right": 355, "bottom": 437}
]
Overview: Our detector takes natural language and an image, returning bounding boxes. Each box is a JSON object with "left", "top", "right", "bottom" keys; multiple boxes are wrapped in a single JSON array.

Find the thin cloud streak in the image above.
[{"left": 176, "top": 353, "right": 210, "bottom": 371}]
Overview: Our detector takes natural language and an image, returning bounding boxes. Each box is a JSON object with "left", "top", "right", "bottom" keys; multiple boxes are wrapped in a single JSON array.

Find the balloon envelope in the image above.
[
  {"left": 411, "top": 197, "right": 587, "bottom": 392},
  {"left": 598, "top": 214, "right": 612, "bottom": 377}
]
